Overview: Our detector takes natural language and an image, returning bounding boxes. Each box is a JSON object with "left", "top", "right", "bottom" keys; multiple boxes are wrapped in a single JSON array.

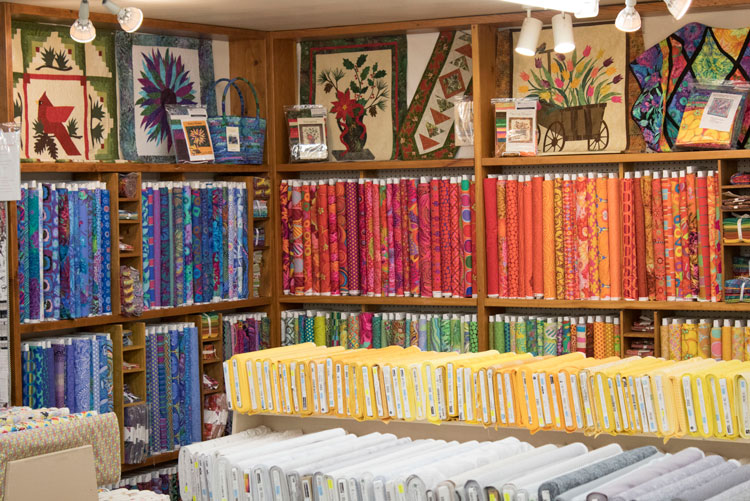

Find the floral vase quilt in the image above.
[
  {"left": 12, "top": 22, "right": 118, "bottom": 161},
  {"left": 116, "top": 32, "right": 216, "bottom": 163},
  {"left": 300, "top": 35, "right": 407, "bottom": 161}
]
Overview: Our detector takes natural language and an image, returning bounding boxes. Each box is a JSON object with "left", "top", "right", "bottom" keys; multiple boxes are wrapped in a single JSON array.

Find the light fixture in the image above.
[
  {"left": 552, "top": 12, "right": 575, "bottom": 54},
  {"left": 573, "top": 0, "right": 599, "bottom": 18},
  {"left": 515, "top": 10, "right": 542, "bottom": 57},
  {"left": 102, "top": 0, "right": 144, "bottom": 33},
  {"left": 663, "top": 0, "right": 691, "bottom": 20},
  {"left": 615, "top": 0, "right": 641, "bottom": 32},
  {"left": 499, "top": 0, "right": 599, "bottom": 15},
  {"left": 70, "top": 0, "right": 96, "bottom": 43}
]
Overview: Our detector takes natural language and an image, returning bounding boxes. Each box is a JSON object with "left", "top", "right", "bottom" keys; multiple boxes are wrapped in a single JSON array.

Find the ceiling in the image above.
[{"left": 9, "top": 0, "right": 626, "bottom": 31}]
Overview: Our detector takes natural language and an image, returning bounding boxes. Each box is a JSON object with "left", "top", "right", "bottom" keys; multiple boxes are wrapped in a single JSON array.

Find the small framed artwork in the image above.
[
  {"left": 508, "top": 116, "right": 533, "bottom": 143},
  {"left": 183, "top": 120, "right": 214, "bottom": 161},
  {"left": 300, "top": 123, "right": 325, "bottom": 147},
  {"left": 296, "top": 116, "right": 328, "bottom": 161}
]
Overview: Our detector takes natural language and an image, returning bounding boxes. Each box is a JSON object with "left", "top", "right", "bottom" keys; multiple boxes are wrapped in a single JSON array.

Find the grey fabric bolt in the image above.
[
  {"left": 613, "top": 454, "right": 725, "bottom": 501},
  {"left": 635, "top": 460, "right": 739, "bottom": 501},
  {"left": 537, "top": 446, "right": 659, "bottom": 501},
  {"left": 554, "top": 453, "right": 664, "bottom": 501},
  {"left": 705, "top": 479, "right": 750, "bottom": 501},
  {"left": 587, "top": 448, "right": 705, "bottom": 501},
  {"left": 671, "top": 464, "right": 750, "bottom": 501}
]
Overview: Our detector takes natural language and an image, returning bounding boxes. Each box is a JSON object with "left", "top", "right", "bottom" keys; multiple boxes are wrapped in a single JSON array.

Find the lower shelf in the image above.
[
  {"left": 121, "top": 450, "right": 179, "bottom": 473},
  {"left": 233, "top": 413, "right": 750, "bottom": 461}
]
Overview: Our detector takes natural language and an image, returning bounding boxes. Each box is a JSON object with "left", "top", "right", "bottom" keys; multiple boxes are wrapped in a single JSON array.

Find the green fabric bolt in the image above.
[
  {"left": 441, "top": 316, "right": 452, "bottom": 353},
  {"left": 526, "top": 318, "right": 536, "bottom": 355},
  {"left": 544, "top": 319, "right": 558, "bottom": 355},
  {"left": 340, "top": 314, "right": 349, "bottom": 349},
  {"left": 537, "top": 317, "right": 545, "bottom": 355},
  {"left": 372, "top": 314, "right": 382, "bottom": 349},
  {"left": 493, "top": 317, "right": 505, "bottom": 353},
  {"left": 461, "top": 316, "right": 470, "bottom": 354},
  {"left": 450, "top": 316, "right": 461, "bottom": 352},
  {"left": 409, "top": 317, "right": 419, "bottom": 346},
  {"left": 516, "top": 320, "right": 527, "bottom": 354},
  {"left": 469, "top": 319, "right": 478, "bottom": 353}
]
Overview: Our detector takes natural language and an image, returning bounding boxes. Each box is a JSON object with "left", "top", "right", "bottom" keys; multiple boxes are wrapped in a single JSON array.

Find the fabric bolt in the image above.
[
  {"left": 484, "top": 178, "right": 499, "bottom": 297},
  {"left": 641, "top": 174, "right": 655, "bottom": 300},
  {"left": 587, "top": 175, "right": 600, "bottom": 299},
  {"left": 671, "top": 465, "right": 750, "bottom": 501},
  {"left": 418, "top": 181, "right": 432, "bottom": 297},
  {"left": 318, "top": 183, "right": 331, "bottom": 295},
  {"left": 430, "top": 178, "right": 442, "bottom": 296},
  {"left": 497, "top": 178, "right": 508, "bottom": 298},
  {"left": 633, "top": 174, "right": 648, "bottom": 300},
  {"left": 679, "top": 174, "right": 690, "bottom": 299},
  {"left": 686, "top": 170, "right": 700, "bottom": 298},
  {"left": 400, "top": 180, "right": 410, "bottom": 295},
  {"left": 621, "top": 177, "right": 636, "bottom": 300},
  {"left": 532, "top": 176, "right": 544, "bottom": 298},
  {"left": 281, "top": 182, "right": 290, "bottom": 293},
  {"left": 709, "top": 173, "right": 722, "bottom": 301},
  {"left": 538, "top": 446, "right": 660, "bottom": 501},
  {"left": 554, "top": 177, "right": 565, "bottom": 299},
  {"left": 336, "top": 181, "right": 348, "bottom": 295},
  {"left": 439, "top": 178, "right": 451, "bottom": 297},
  {"left": 607, "top": 176, "right": 622, "bottom": 300},
  {"left": 407, "top": 180, "right": 420, "bottom": 296},
  {"left": 507, "top": 177, "right": 520, "bottom": 298},
  {"left": 542, "top": 177, "right": 555, "bottom": 299},
  {"left": 651, "top": 175, "right": 666, "bottom": 301},
  {"left": 661, "top": 175, "right": 675, "bottom": 299},
  {"left": 345, "top": 181, "right": 359, "bottom": 294},
  {"left": 310, "top": 185, "right": 320, "bottom": 294},
  {"left": 391, "top": 181, "right": 404, "bottom": 296},
  {"left": 523, "top": 177, "right": 533, "bottom": 298},
  {"left": 328, "top": 180, "right": 340, "bottom": 295},
  {"left": 378, "top": 181, "right": 389, "bottom": 296},
  {"left": 17, "top": 187, "right": 28, "bottom": 322},
  {"left": 27, "top": 184, "right": 41, "bottom": 321},
  {"left": 682, "top": 322, "right": 698, "bottom": 359},
  {"left": 669, "top": 321, "right": 682, "bottom": 361},
  {"left": 470, "top": 179, "right": 477, "bottom": 296},
  {"left": 696, "top": 174, "right": 711, "bottom": 301},
  {"left": 364, "top": 181, "right": 374, "bottom": 295},
  {"left": 576, "top": 176, "right": 591, "bottom": 300},
  {"left": 562, "top": 177, "right": 577, "bottom": 300},
  {"left": 638, "top": 460, "right": 739, "bottom": 501},
  {"left": 595, "top": 176, "right": 610, "bottom": 299},
  {"left": 449, "top": 180, "right": 460, "bottom": 297},
  {"left": 705, "top": 479, "right": 750, "bottom": 501}
]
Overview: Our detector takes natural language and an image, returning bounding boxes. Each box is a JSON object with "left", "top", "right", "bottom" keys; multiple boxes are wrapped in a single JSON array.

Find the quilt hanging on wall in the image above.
[
  {"left": 399, "top": 30, "right": 473, "bottom": 160},
  {"left": 12, "top": 22, "right": 118, "bottom": 161},
  {"left": 631, "top": 22, "right": 750, "bottom": 152},
  {"left": 300, "top": 35, "right": 407, "bottom": 161},
  {"left": 116, "top": 32, "right": 215, "bottom": 163},
  {"left": 513, "top": 23, "right": 627, "bottom": 155}
]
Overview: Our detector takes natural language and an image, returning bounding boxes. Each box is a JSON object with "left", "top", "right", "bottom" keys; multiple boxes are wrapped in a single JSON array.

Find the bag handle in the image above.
[
  {"left": 222, "top": 77, "right": 261, "bottom": 119},
  {"left": 213, "top": 78, "right": 245, "bottom": 118}
]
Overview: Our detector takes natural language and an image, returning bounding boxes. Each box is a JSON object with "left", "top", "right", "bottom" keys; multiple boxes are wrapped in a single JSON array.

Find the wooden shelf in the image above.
[
  {"left": 122, "top": 367, "right": 144, "bottom": 374},
  {"left": 123, "top": 401, "right": 146, "bottom": 408},
  {"left": 279, "top": 295, "right": 477, "bottom": 306},
  {"left": 119, "top": 251, "right": 141, "bottom": 258},
  {"left": 254, "top": 216, "right": 269, "bottom": 221},
  {"left": 122, "top": 344, "right": 144, "bottom": 352},
  {"left": 722, "top": 184, "right": 750, "bottom": 189},
  {"left": 485, "top": 298, "right": 743, "bottom": 311},
  {"left": 119, "top": 197, "right": 140, "bottom": 203},
  {"left": 202, "top": 358, "right": 223, "bottom": 365},
  {"left": 623, "top": 332, "right": 655, "bottom": 338},
  {"left": 203, "top": 388, "right": 224, "bottom": 395},
  {"left": 277, "top": 158, "right": 474, "bottom": 172},
  {"left": 254, "top": 245, "right": 269, "bottom": 250},
  {"left": 118, "top": 219, "right": 140, "bottom": 225},
  {"left": 482, "top": 149, "right": 750, "bottom": 167},
  {"left": 724, "top": 242, "right": 750, "bottom": 246},
  {"left": 19, "top": 297, "right": 271, "bottom": 335},
  {"left": 21, "top": 162, "right": 270, "bottom": 173},
  {"left": 121, "top": 450, "right": 179, "bottom": 473}
]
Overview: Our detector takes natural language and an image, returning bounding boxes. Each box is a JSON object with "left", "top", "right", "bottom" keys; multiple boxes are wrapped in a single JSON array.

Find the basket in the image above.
[{"left": 208, "top": 77, "right": 266, "bottom": 164}]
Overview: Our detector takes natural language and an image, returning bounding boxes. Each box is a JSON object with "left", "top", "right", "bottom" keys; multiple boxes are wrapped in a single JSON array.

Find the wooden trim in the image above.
[
  {"left": 485, "top": 298, "right": 749, "bottom": 312},
  {"left": 8, "top": 3, "right": 266, "bottom": 40},
  {"left": 279, "top": 295, "right": 477, "bottom": 306},
  {"left": 21, "top": 162, "right": 271, "bottom": 173},
  {"left": 483, "top": 149, "right": 750, "bottom": 166},
  {"left": 277, "top": 158, "right": 474, "bottom": 172}
]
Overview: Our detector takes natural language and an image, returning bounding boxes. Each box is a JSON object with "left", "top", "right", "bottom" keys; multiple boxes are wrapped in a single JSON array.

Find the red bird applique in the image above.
[{"left": 37, "top": 92, "right": 80, "bottom": 156}]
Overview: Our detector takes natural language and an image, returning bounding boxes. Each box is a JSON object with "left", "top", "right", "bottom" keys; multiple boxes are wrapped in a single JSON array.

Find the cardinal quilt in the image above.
[
  {"left": 116, "top": 32, "right": 216, "bottom": 163},
  {"left": 300, "top": 35, "right": 407, "bottom": 161},
  {"left": 12, "top": 22, "right": 119, "bottom": 161}
]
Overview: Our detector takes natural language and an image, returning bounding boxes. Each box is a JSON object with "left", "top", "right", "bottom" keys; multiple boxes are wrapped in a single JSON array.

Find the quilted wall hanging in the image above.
[
  {"left": 631, "top": 22, "right": 750, "bottom": 152},
  {"left": 12, "top": 22, "right": 118, "bottom": 161},
  {"left": 399, "top": 30, "right": 473, "bottom": 160},
  {"left": 513, "top": 23, "right": 627, "bottom": 155},
  {"left": 116, "top": 32, "right": 216, "bottom": 163},
  {"left": 300, "top": 35, "right": 407, "bottom": 161}
]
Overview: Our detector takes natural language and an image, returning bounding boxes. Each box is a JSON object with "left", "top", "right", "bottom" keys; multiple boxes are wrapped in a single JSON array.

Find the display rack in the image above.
[{"left": 7, "top": 0, "right": 750, "bottom": 474}]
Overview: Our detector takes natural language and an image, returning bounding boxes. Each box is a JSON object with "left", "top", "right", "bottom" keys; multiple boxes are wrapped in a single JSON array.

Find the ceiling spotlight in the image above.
[
  {"left": 552, "top": 12, "right": 575, "bottom": 54},
  {"left": 663, "top": 0, "right": 691, "bottom": 20},
  {"left": 103, "top": 0, "right": 143, "bottom": 32},
  {"left": 515, "top": 10, "right": 542, "bottom": 57},
  {"left": 574, "top": 0, "right": 599, "bottom": 19},
  {"left": 70, "top": 0, "right": 96, "bottom": 43},
  {"left": 615, "top": 0, "right": 641, "bottom": 32}
]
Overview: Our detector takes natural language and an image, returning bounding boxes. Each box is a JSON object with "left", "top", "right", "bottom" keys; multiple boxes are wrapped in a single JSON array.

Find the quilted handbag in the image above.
[{"left": 208, "top": 77, "right": 266, "bottom": 164}]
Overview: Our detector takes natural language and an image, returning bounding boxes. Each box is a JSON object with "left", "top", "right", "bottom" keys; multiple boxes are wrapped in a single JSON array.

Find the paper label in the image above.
[
  {"left": 272, "top": 470, "right": 283, "bottom": 501},
  {"left": 310, "top": 363, "right": 319, "bottom": 413},
  {"left": 256, "top": 361, "right": 266, "bottom": 410},
  {"left": 400, "top": 367, "right": 411, "bottom": 419},
  {"left": 226, "top": 126, "right": 241, "bottom": 152},
  {"left": 616, "top": 376, "right": 630, "bottom": 431},
  {"left": 487, "top": 370, "right": 497, "bottom": 424},
  {"left": 363, "top": 366, "right": 374, "bottom": 418},
  {"left": 272, "top": 365, "right": 281, "bottom": 413},
  {"left": 531, "top": 373, "right": 545, "bottom": 427},
  {"left": 436, "top": 369, "right": 447, "bottom": 420},
  {"left": 281, "top": 365, "right": 292, "bottom": 413},
  {"left": 699, "top": 91, "right": 743, "bottom": 132},
  {"left": 353, "top": 365, "right": 360, "bottom": 416},
  {"left": 654, "top": 375, "right": 669, "bottom": 433},
  {"left": 412, "top": 367, "right": 424, "bottom": 420},
  {"left": 597, "top": 374, "right": 611, "bottom": 430},
  {"left": 740, "top": 379, "right": 750, "bottom": 435},
  {"left": 538, "top": 373, "right": 552, "bottom": 426},
  {"left": 627, "top": 376, "right": 641, "bottom": 432},
  {"left": 255, "top": 470, "right": 265, "bottom": 501},
  {"left": 641, "top": 376, "right": 658, "bottom": 433},
  {"left": 336, "top": 363, "right": 344, "bottom": 414},
  {"left": 696, "top": 377, "right": 710, "bottom": 435},
  {"left": 456, "top": 368, "right": 466, "bottom": 421},
  {"left": 464, "top": 368, "right": 474, "bottom": 422},
  {"left": 317, "top": 363, "right": 327, "bottom": 413},
  {"left": 504, "top": 373, "right": 516, "bottom": 424},
  {"left": 264, "top": 361, "right": 274, "bottom": 411},
  {"left": 447, "top": 363, "right": 455, "bottom": 416},
  {"left": 373, "top": 366, "right": 385, "bottom": 418},
  {"left": 548, "top": 374, "right": 561, "bottom": 429},
  {"left": 223, "top": 362, "right": 234, "bottom": 410},
  {"left": 580, "top": 373, "right": 594, "bottom": 427},
  {"left": 344, "top": 365, "right": 351, "bottom": 416},
  {"left": 426, "top": 366, "right": 436, "bottom": 418},
  {"left": 683, "top": 376, "right": 698, "bottom": 433},
  {"left": 522, "top": 372, "right": 533, "bottom": 424},
  {"left": 384, "top": 365, "right": 395, "bottom": 417},
  {"left": 569, "top": 374, "right": 583, "bottom": 429},
  {"left": 559, "top": 374, "right": 573, "bottom": 429},
  {"left": 719, "top": 378, "right": 733, "bottom": 436},
  {"left": 327, "top": 359, "right": 336, "bottom": 409},
  {"left": 232, "top": 359, "right": 242, "bottom": 409},
  {"left": 393, "top": 368, "right": 404, "bottom": 419},
  {"left": 479, "top": 370, "right": 489, "bottom": 424},
  {"left": 634, "top": 376, "right": 648, "bottom": 432},
  {"left": 709, "top": 377, "right": 723, "bottom": 435}
]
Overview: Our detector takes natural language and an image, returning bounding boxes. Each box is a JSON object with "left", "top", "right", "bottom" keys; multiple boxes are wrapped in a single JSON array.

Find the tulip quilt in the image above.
[
  {"left": 12, "top": 22, "right": 119, "bottom": 161},
  {"left": 299, "top": 35, "right": 407, "bottom": 161},
  {"left": 116, "top": 32, "right": 215, "bottom": 163},
  {"left": 512, "top": 23, "right": 627, "bottom": 155}
]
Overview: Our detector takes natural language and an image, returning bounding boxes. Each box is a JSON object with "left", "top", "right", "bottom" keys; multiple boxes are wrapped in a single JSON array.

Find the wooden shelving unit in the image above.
[{"left": 7, "top": 0, "right": 750, "bottom": 475}]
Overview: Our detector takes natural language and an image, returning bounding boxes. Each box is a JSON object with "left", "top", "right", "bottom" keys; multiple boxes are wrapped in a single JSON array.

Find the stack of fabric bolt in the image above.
[
  {"left": 140, "top": 181, "right": 250, "bottom": 310},
  {"left": 21, "top": 333, "right": 113, "bottom": 414},
  {"left": 280, "top": 309, "right": 479, "bottom": 352},
  {"left": 484, "top": 168, "right": 722, "bottom": 302},
  {"left": 16, "top": 181, "right": 112, "bottom": 322},
  {"left": 280, "top": 176, "right": 477, "bottom": 298},
  {"left": 658, "top": 317, "right": 750, "bottom": 361},
  {"left": 144, "top": 322, "right": 201, "bottom": 456},
  {"left": 489, "top": 314, "right": 620, "bottom": 358}
]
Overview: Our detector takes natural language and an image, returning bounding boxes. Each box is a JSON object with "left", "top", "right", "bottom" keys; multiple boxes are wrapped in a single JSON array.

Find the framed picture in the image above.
[{"left": 296, "top": 116, "right": 328, "bottom": 161}]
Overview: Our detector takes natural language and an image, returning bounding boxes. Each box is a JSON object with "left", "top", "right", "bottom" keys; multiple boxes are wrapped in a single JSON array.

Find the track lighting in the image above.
[
  {"left": 71, "top": 0, "right": 144, "bottom": 43},
  {"left": 500, "top": 0, "right": 599, "bottom": 18},
  {"left": 663, "top": 0, "right": 691, "bottom": 20},
  {"left": 70, "top": 0, "right": 96, "bottom": 43},
  {"left": 552, "top": 12, "right": 575, "bottom": 54},
  {"left": 615, "top": 0, "right": 641, "bottom": 32},
  {"left": 515, "top": 10, "right": 542, "bottom": 57},
  {"left": 102, "top": 0, "right": 143, "bottom": 33}
]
